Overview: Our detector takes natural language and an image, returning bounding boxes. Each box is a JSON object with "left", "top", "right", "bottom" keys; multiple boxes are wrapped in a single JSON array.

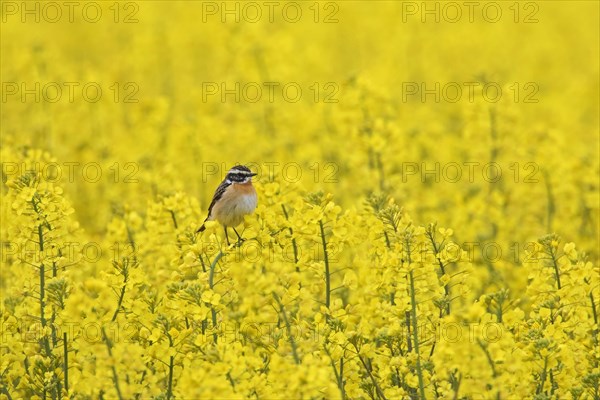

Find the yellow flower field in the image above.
[{"left": 1, "top": 1, "right": 599, "bottom": 398}]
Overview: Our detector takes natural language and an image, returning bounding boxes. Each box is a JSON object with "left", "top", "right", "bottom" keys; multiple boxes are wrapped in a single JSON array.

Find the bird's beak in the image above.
[{"left": 251, "top": 173, "right": 258, "bottom": 177}]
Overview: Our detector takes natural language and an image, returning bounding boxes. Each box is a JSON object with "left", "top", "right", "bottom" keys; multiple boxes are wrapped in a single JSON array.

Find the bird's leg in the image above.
[
  {"left": 224, "top": 226, "right": 231, "bottom": 246},
  {"left": 232, "top": 227, "right": 244, "bottom": 245}
]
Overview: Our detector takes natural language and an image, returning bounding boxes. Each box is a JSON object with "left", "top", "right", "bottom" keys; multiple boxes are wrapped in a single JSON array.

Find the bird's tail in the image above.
[{"left": 196, "top": 217, "right": 208, "bottom": 233}]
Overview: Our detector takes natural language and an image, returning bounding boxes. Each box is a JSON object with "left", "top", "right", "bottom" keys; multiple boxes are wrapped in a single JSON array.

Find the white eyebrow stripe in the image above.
[{"left": 228, "top": 169, "right": 253, "bottom": 175}]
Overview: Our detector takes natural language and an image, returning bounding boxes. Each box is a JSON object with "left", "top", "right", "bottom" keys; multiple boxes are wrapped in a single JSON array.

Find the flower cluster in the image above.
[{"left": 1, "top": 147, "right": 597, "bottom": 398}]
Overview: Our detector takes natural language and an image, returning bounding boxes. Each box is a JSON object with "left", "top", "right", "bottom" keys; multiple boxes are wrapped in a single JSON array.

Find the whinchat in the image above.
[{"left": 197, "top": 165, "right": 258, "bottom": 245}]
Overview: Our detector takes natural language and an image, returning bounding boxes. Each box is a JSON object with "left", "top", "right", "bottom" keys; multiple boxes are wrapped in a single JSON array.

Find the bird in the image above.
[{"left": 197, "top": 165, "right": 258, "bottom": 245}]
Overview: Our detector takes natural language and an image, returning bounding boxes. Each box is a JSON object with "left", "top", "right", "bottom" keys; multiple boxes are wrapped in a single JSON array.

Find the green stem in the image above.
[
  {"left": 111, "top": 261, "right": 128, "bottom": 322},
  {"left": 281, "top": 205, "right": 299, "bottom": 268},
  {"left": 163, "top": 322, "right": 175, "bottom": 400},
  {"left": 226, "top": 371, "right": 236, "bottom": 389},
  {"left": 536, "top": 356, "right": 548, "bottom": 395},
  {"left": 166, "top": 355, "right": 174, "bottom": 399},
  {"left": 375, "top": 152, "right": 385, "bottom": 191},
  {"left": 488, "top": 107, "right": 498, "bottom": 194},
  {"left": 591, "top": 292, "right": 599, "bottom": 325},
  {"left": 324, "top": 345, "right": 345, "bottom": 400},
  {"left": 209, "top": 251, "right": 224, "bottom": 343},
  {"left": 409, "top": 270, "right": 426, "bottom": 400},
  {"left": 405, "top": 311, "right": 412, "bottom": 353},
  {"left": 406, "top": 235, "right": 425, "bottom": 400},
  {"left": 590, "top": 292, "right": 599, "bottom": 368},
  {"left": 319, "top": 220, "right": 331, "bottom": 308},
  {"left": 168, "top": 209, "right": 178, "bottom": 229},
  {"left": 0, "top": 385, "right": 13, "bottom": 400},
  {"left": 208, "top": 251, "right": 223, "bottom": 289},
  {"left": 477, "top": 339, "right": 497, "bottom": 378},
  {"left": 37, "top": 223, "right": 54, "bottom": 365},
  {"left": 451, "top": 371, "right": 462, "bottom": 400},
  {"left": 102, "top": 328, "right": 123, "bottom": 400},
  {"left": 353, "top": 347, "right": 387, "bottom": 400},
  {"left": 39, "top": 263, "right": 51, "bottom": 353},
  {"left": 388, "top": 343, "right": 404, "bottom": 392},
  {"left": 426, "top": 230, "right": 450, "bottom": 315},
  {"left": 542, "top": 170, "right": 555, "bottom": 233},
  {"left": 383, "top": 231, "right": 391, "bottom": 250},
  {"left": 549, "top": 370, "right": 556, "bottom": 396},
  {"left": 549, "top": 247, "right": 562, "bottom": 290},
  {"left": 272, "top": 292, "right": 300, "bottom": 364},
  {"left": 339, "top": 358, "right": 345, "bottom": 399},
  {"left": 126, "top": 225, "right": 137, "bottom": 264},
  {"left": 63, "top": 332, "right": 69, "bottom": 393},
  {"left": 102, "top": 259, "right": 129, "bottom": 397}
]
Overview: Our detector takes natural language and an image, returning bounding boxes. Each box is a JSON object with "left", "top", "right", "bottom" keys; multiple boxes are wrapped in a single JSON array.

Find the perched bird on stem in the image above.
[{"left": 197, "top": 165, "right": 258, "bottom": 245}]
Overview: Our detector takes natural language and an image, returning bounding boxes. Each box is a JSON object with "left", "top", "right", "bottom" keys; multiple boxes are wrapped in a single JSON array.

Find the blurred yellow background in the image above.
[{"left": 2, "top": 1, "right": 598, "bottom": 248}]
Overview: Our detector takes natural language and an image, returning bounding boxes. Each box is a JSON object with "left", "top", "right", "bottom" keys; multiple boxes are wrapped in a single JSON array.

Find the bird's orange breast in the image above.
[
  {"left": 234, "top": 181, "right": 256, "bottom": 194},
  {"left": 209, "top": 182, "right": 257, "bottom": 227}
]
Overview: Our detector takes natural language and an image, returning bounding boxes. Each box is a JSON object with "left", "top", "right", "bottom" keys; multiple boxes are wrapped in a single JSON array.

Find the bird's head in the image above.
[{"left": 226, "top": 165, "right": 257, "bottom": 184}]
